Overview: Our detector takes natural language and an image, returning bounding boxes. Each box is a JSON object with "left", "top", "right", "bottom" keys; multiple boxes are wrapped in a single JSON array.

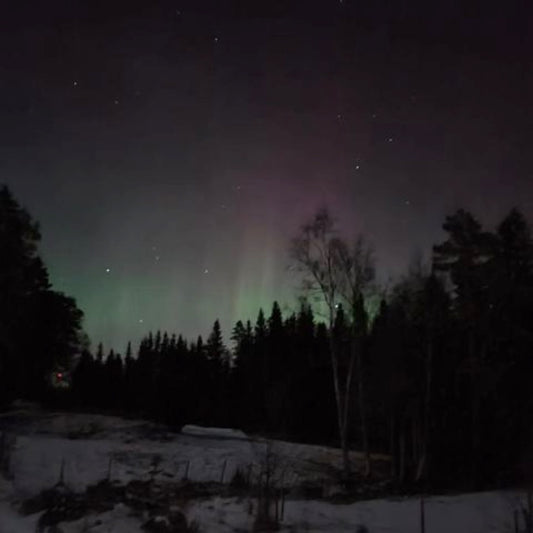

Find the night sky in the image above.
[{"left": 1, "top": 1, "right": 531, "bottom": 352}]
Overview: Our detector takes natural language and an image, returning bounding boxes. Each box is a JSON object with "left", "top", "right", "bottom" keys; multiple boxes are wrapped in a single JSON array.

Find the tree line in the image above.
[
  {"left": 2, "top": 185, "right": 533, "bottom": 491},
  {"left": 69, "top": 206, "right": 533, "bottom": 490},
  {"left": 71, "top": 307, "right": 337, "bottom": 441}
]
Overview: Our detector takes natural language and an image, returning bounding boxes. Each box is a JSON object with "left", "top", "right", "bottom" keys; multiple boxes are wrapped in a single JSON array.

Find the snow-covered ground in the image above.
[
  {"left": 1, "top": 410, "right": 384, "bottom": 495},
  {"left": 0, "top": 409, "right": 527, "bottom": 532},
  {"left": 189, "top": 490, "right": 524, "bottom": 533}
]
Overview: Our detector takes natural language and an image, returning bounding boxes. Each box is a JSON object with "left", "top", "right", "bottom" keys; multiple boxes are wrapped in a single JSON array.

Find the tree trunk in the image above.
[
  {"left": 412, "top": 416, "right": 418, "bottom": 468},
  {"left": 469, "top": 332, "right": 482, "bottom": 487},
  {"left": 356, "top": 347, "right": 371, "bottom": 477},
  {"left": 399, "top": 425, "right": 406, "bottom": 484},
  {"left": 329, "top": 329, "right": 350, "bottom": 476},
  {"left": 420, "top": 495, "right": 426, "bottom": 533},
  {"left": 390, "top": 413, "right": 396, "bottom": 480},
  {"left": 351, "top": 291, "right": 370, "bottom": 479},
  {"left": 342, "top": 343, "right": 356, "bottom": 475},
  {"left": 416, "top": 339, "right": 433, "bottom": 482}
]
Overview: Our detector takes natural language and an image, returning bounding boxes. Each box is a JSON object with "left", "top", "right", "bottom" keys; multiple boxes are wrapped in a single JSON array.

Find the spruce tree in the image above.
[
  {"left": 0, "top": 186, "right": 84, "bottom": 403},
  {"left": 433, "top": 209, "right": 496, "bottom": 485}
]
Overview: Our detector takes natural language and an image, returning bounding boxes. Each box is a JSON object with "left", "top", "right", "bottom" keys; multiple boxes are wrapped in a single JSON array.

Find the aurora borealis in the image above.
[{"left": 1, "top": 1, "right": 531, "bottom": 351}]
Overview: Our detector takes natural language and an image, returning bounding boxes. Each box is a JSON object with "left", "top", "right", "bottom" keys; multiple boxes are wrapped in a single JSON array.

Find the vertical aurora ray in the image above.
[{"left": 1, "top": 1, "right": 530, "bottom": 351}]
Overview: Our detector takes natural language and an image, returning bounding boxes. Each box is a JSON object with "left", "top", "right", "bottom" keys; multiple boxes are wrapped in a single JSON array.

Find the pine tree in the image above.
[
  {"left": 253, "top": 309, "right": 268, "bottom": 430},
  {"left": 263, "top": 302, "right": 287, "bottom": 431},
  {"left": 433, "top": 209, "right": 496, "bottom": 485},
  {"left": 96, "top": 343, "right": 104, "bottom": 363},
  {"left": 267, "top": 301, "right": 285, "bottom": 380},
  {"left": 161, "top": 332, "right": 169, "bottom": 356},
  {"left": 122, "top": 341, "right": 134, "bottom": 411},
  {"left": 154, "top": 330, "right": 162, "bottom": 353},
  {"left": 0, "top": 186, "right": 84, "bottom": 403},
  {"left": 206, "top": 320, "right": 228, "bottom": 425},
  {"left": 488, "top": 209, "right": 533, "bottom": 478},
  {"left": 207, "top": 320, "right": 225, "bottom": 363}
]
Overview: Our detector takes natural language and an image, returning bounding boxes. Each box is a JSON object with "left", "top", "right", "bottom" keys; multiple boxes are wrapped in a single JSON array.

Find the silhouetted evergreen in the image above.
[{"left": 0, "top": 186, "right": 85, "bottom": 404}]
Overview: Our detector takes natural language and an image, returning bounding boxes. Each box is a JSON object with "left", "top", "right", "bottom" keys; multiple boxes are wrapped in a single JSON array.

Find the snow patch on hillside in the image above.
[{"left": 0, "top": 411, "right": 527, "bottom": 532}]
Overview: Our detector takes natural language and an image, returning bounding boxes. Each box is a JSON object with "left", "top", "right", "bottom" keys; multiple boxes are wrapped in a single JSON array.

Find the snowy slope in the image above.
[
  {"left": 189, "top": 490, "right": 522, "bottom": 533},
  {"left": 0, "top": 410, "right": 526, "bottom": 532},
  {"left": 3, "top": 412, "right": 383, "bottom": 495}
]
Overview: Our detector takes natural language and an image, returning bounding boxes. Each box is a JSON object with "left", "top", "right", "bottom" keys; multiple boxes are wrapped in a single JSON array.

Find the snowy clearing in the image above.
[{"left": 0, "top": 410, "right": 527, "bottom": 532}]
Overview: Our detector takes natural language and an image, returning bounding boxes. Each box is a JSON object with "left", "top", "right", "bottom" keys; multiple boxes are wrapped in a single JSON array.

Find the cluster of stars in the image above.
[
  {"left": 91, "top": 13, "right": 412, "bottom": 342},
  {"left": 335, "top": 106, "right": 403, "bottom": 207},
  {"left": 104, "top": 247, "right": 216, "bottom": 279}
]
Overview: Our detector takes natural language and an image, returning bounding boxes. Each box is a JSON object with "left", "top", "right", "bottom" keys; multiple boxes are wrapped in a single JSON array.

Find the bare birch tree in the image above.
[
  {"left": 290, "top": 209, "right": 374, "bottom": 477},
  {"left": 336, "top": 236, "right": 375, "bottom": 477},
  {"left": 290, "top": 208, "right": 349, "bottom": 473}
]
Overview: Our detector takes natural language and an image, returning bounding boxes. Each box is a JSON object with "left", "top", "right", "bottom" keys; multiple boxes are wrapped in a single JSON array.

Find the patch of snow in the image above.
[
  {"left": 0, "top": 503, "right": 40, "bottom": 533},
  {"left": 0, "top": 411, "right": 526, "bottom": 533},
  {"left": 182, "top": 424, "right": 248, "bottom": 440},
  {"left": 188, "top": 490, "right": 522, "bottom": 533},
  {"left": 58, "top": 504, "right": 144, "bottom": 533}
]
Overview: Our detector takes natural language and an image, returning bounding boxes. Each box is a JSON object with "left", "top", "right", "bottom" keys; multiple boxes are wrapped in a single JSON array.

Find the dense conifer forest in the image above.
[{"left": 2, "top": 185, "right": 533, "bottom": 491}]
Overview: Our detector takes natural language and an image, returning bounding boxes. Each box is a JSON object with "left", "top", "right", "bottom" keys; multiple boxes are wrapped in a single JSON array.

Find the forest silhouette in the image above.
[{"left": 2, "top": 185, "right": 533, "bottom": 491}]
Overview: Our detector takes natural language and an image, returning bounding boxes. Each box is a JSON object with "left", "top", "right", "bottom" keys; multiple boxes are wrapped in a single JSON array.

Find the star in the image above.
[
  {"left": 73, "top": 81, "right": 78, "bottom": 87},
  {"left": 355, "top": 165, "right": 360, "bottom": 170},
  {"left": 155, "top": 255, "right": 160, "bottom": 261},
  {"left": 105, "top": 268, "right": 111, "bottom": 273},
  {"left": 214, "top": 37, "right": 219, "bottom": 43},
  {"left": 388, "top": 137, "right": 393, "bottom": 142},
  {"left": 204, "top": 269, "right": 209, "bottom": 274},
  {"left": 405, "top": 200, "right": 411, "bottom": 206},
  {"left": 139, "top": 319, "right": 144, "bottom": 324},
  {"left": 114, "top": 99, "right": 119, "bottom": 105}
]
